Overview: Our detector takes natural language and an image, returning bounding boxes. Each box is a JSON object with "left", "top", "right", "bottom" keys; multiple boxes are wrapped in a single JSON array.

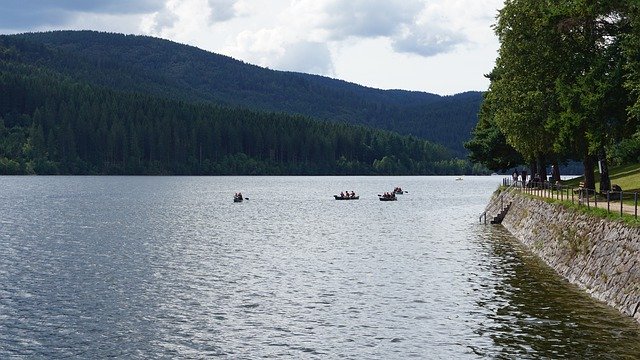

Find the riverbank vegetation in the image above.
[{"left": 466, "top": 0, "right": 640, "bottom": 193}]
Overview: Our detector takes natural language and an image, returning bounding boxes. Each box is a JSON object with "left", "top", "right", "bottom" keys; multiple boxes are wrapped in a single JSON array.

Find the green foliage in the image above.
[
  {"left": 0, "top": 31, "right": 483, "bottom": 157},
  {"left": 608, "top": 132, "right": 640, "bottom": 166},
  {"left": 465, "top": 92, "right": 523, "bottom": 171},
  {"left": 0, "top": 56, "right": 474, "bottom": 175},
  {"left": 474, "top": 0, "right": 639, "bottom": 188}
]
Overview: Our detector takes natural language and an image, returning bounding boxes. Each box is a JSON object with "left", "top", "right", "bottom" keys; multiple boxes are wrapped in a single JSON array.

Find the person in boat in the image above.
[
  {"left": 350, "top": 191, "right": 356, "bottom": 198},
  {"left": 340, "top": 191, "right": 345, "bottom": 198}
]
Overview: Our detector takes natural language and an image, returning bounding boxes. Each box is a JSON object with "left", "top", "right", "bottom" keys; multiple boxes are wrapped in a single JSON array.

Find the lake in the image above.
[{"left": 1, "top": 176, "right": 639, "bottom": 359}]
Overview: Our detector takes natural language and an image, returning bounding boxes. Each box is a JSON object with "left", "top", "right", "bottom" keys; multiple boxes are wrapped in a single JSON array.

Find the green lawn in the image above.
[
  {"left": 606, "top": 164, "right": 640, "bottom": 192},
  {"left": 562, "top": 163, "right": 640, "bottom": 192}
]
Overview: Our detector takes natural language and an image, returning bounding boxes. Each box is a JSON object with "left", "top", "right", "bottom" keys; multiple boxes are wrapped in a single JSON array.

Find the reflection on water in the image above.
[
  {"left": 472, "top": 226, "right": 640, "bottom": 358},
  {"left": 0, "top": 176, "right": 638, "bottom": 359}
]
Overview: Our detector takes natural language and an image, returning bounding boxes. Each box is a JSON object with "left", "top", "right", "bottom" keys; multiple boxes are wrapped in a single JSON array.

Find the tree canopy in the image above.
[{"left": 467, "top": 0, "right": 640, "bottom": 190}]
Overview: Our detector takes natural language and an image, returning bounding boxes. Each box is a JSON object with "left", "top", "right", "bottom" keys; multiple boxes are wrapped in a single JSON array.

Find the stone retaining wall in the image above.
[{"left": 487, "top": 190, "right": 640, "bottom": 324}]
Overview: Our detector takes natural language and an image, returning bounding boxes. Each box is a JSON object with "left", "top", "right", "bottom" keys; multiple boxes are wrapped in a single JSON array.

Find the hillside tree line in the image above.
[{"left": 0, "top": 61, "right": 482, "bottom": 175}]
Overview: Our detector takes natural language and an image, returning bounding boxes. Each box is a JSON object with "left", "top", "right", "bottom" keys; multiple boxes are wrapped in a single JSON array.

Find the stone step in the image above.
[{"left": 491, "top": 202, "right": 512, "bottom": 224}]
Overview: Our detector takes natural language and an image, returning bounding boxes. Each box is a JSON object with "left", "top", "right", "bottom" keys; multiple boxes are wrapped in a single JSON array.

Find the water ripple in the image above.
[{"left": 0, "top": 176, "right": 638, "bottom": 359}]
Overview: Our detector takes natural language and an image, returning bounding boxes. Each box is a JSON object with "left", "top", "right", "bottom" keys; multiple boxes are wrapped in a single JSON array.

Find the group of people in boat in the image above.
[
  {"left": 234, "top": 192, "right": 243, "bottom": 201},
  {"left": 380, "top": 192, "right": 397, "bottom": 199},
  {"left": 339, "top": 191, "right": 357, "bottom": 198},
  {"left": 393, "top": 187, "right": 403, "bottom": 194}
]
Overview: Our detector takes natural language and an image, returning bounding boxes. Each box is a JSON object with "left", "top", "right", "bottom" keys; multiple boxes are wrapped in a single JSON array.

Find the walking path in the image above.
[{"left": 508, "top": 181, "right": 640, "bottom": 219}]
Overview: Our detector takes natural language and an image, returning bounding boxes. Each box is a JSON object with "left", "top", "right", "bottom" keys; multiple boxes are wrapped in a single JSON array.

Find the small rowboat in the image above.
[
  {"left": 334, "top": 195, "right": 359, "bottom": 200},
  {"left": 378, "top": 196, "right": 397, "bottom": 201},
  {"left": 234, "top": 196, "right": 243, "bottom": 202}
]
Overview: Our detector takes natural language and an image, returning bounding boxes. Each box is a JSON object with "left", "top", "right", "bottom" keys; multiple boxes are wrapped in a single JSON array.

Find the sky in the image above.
[{"left": 0, "top": 0, "right": 505, "bottom": 95}]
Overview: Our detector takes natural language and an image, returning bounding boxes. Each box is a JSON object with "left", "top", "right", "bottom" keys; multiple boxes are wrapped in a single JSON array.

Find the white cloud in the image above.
[
  {"left": 207, "top": 0, "right": 239, "bottom": 22},
  {"left": 392, "top": 25, "right": 465, "bottom": 57},
  {"left": 313, "top": 0, "right": 423, "bottom": 40},
  {"left": 274, "top": 41, "right": 334, "bottom": 75},
  {"left": 142, "top": 0, "right": 215, "bottom": 44},
  {"left": 142, "top": 3, "right": 179, "bottom": 34},
  {"left": 0, "top": 0, "right": 505, "bottom": 94},
  {"left": 231, "top": 28, "right": 285, "bottom": 62}
]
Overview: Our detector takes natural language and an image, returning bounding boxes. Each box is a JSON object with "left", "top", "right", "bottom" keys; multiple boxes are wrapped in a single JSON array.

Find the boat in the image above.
[
  {"left": 379, "top": 195, "right": 397, "bottom": 201},
  {"left": 234, "top": 193, "right": 244, "bottom": 202},
  {"left": 393, "top": 187, "right": 404, "bottom": 194},
  {"left": 379, "top": 193, "right": 397, "bottom": 201},
  {"left": 334, "top": 195, "right": 359, "bottom": 200},
  {"left": 455, "top": 177, "right": 464, "bottom": 181}
]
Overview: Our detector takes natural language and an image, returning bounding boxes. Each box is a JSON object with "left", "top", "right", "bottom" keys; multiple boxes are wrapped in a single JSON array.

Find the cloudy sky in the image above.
[{"left": 0, "top": 0, "right": 504, "bottom": 95}]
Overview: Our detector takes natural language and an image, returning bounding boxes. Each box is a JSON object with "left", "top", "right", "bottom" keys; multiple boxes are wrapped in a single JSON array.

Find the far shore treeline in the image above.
[
  {"left": 0, "top": 63, "right": 479, "bottom": 176},
  {"left": 0, "top": 32, "right": 486, "bottom": 176},
  {"left": 466, "top": 0, "right": 640, "bottom": 192}
]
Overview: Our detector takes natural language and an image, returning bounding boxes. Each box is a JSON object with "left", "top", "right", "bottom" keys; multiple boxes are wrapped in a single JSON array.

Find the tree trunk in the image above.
[
  {"left": 583, "top": 155, "right": 595, "bottom": 190},
  {"left": 598, "top": 148, "right": 611, "bottom": 194},
  {"left": 529, "top": 160, "right": 537, "bottom": 185},
  {"left": 552, "top": 160, "right": 561, "bottom": 182},
  {"left": 537, "top": 154, "right": 547, "bottom": 183}
]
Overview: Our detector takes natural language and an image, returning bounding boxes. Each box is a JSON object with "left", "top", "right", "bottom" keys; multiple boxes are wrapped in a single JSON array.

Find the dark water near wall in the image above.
[{"left": 1, "top": 176, "right": 639, "bottom": 359}]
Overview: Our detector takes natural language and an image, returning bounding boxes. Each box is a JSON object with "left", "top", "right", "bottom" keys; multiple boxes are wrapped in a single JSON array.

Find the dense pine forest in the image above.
[
  {"left": 1, "top": 31, "right": 482, "bottom": 156},
  {"left": 0, "top": 31, "right": 485, "bottom": 175},
  {"left": 0, "top": 58, "right": 481, "bottom": 175}
]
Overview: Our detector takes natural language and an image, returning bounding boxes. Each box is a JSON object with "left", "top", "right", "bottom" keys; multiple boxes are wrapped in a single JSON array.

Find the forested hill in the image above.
[
  {"left": 0, "top": 31, "right": 482, "bottom": 156},
  {"left": 0, "top": 46, "right": 487, "bottom": 175}
]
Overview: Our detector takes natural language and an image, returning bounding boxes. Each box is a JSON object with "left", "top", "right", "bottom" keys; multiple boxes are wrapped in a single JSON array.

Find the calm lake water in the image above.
[{"left": 1, "top": 176, "right": 639, "bottom": 359}]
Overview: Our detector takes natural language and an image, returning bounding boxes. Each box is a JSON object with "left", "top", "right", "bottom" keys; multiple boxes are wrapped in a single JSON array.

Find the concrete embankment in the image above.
[{"left": 486, "top": 189, "right": 640, "bottom": 324}]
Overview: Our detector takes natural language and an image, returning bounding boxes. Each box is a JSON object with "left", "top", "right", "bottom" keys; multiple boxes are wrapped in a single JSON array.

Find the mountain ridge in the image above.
[{"left": 1, "top": 30, "right": 482, "bottom": 155}]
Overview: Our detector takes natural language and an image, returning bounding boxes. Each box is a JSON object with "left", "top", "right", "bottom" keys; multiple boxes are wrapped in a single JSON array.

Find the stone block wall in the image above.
[{"left": 487, "top": 192, "right": 640, "bottom": 324}]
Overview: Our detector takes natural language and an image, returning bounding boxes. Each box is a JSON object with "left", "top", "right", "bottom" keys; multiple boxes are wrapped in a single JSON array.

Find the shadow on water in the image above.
[{"left": 471, "top": 225, "right": 640, "bottom": 359}]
